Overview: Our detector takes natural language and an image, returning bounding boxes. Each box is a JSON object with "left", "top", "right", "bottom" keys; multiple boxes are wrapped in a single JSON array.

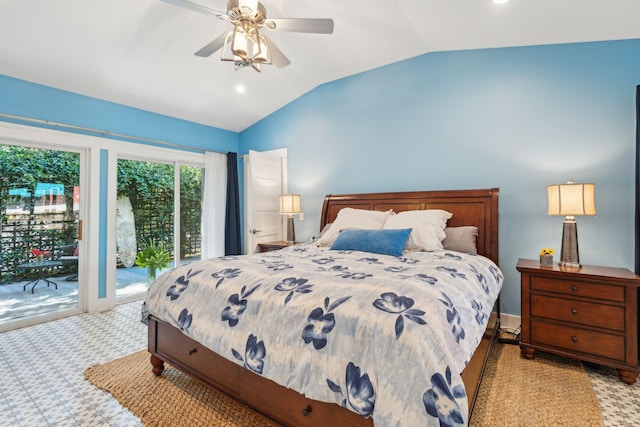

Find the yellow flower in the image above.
[{"left": 539, "top": 248, "right": 554, "bottom": 256}]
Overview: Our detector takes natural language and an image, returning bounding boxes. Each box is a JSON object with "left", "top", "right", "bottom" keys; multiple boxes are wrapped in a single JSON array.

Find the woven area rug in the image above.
[
  {"left": 470, "top": 343, "right": 603, "bottom": 426},
  {"left": 85, "top": 343, "right": 603, "bottom": 427},
  {"left": 84, "top": 350, "right": 280, "bottom": 427}
]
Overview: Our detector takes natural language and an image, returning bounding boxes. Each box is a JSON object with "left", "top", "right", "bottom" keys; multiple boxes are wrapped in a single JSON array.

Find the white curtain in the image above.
[{"left": 201, "top": 151, "right": 227, "bottom": 259}]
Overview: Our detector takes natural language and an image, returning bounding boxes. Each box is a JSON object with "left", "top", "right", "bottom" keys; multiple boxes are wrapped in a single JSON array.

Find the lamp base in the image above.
[
  {"left": 560, "top": 218, "right": 580, "bottom": 268},
  {"left": 286, "top": 216, "right": 295, "bottom": 244}
]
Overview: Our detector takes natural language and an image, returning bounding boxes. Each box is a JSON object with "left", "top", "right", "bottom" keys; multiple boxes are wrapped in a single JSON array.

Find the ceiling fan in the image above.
[{"left": 161, "top": 0, "right": 334, "bottom": 72}]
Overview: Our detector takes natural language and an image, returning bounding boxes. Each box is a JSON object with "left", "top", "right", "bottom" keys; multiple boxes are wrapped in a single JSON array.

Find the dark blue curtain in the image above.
[
  {"left": 225, "top": 152, "right": 241, "bottom": 255},
  {"left": 636, "top": 86, "right": 640, "bottom": 274}
]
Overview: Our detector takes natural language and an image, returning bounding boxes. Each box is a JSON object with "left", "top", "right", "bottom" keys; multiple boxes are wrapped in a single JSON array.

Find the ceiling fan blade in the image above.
[
  {"left": 266, "top": 18, "right": 334, "bottom": 34},
  {"left": 263, "top": 36, "right": 291, "bottom": 68},
  {"left": 159, "top": 0, "right": 225, "bottom": 16},
  {"left": 194, "top": 32, "right": 230, "bottom": 57}
]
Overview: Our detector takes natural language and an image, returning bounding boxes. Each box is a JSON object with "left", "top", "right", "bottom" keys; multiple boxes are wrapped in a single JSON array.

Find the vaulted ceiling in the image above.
[{"left": 1, "top": 0, "right": 639, "bottom": 132}]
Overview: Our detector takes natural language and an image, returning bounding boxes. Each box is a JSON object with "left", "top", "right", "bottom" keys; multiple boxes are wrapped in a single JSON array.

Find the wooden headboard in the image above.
[{"left": 320, "top": 188, "right": 500, "bottom": 265}]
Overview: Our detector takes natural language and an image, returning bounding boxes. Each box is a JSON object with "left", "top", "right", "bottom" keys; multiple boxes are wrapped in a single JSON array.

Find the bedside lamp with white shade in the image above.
[
  {"left": 279, "top": 194, "right": 302, "bottom": 244},
  {"left": 547, "top": 180, "right": 596, "bottom": 268}
]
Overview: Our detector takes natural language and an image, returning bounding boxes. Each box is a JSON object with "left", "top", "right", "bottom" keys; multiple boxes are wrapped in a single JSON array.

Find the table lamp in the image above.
[
  {"left": 279, "top": 194, "right": 302, "bottom": 243},
  {"left": 547, "top": 180, "right": 596, "bottom": 268}
]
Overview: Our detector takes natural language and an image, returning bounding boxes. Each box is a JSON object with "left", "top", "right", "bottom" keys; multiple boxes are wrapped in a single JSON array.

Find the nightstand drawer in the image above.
[
  {"left": 530, "top": 276, "right": 624, "bottom": 302},
  {"left": 531, "top": 320, "right": 625, "bottom": 362},
  {"left": 531, "top": 294, "right": 625, "bottom": 331}
]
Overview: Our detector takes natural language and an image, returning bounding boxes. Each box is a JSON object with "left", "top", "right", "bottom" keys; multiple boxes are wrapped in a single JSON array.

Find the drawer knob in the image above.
[
  {"left": 571, "top": 286, "right": 578, "bottom": 292},
  {"left": 571, "top": 336, "right": 577, "bottom": 342},
  {"left": 571, "top": 308, "right": 577, "bottom": 315},
  {"left": 301, "top": 406, "right": 312, "bottom": 417},
  {"left": 188, "top": 348, "right": 197, "bottom": 355}
]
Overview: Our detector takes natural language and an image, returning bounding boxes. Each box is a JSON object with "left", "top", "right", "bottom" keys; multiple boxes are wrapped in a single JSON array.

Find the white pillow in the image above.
[
  {"left": 383, "top": 209, "right": 452, "bottom": 251},
  {"left": 315, "top": 208, "right": 393, "bottom": 246}
]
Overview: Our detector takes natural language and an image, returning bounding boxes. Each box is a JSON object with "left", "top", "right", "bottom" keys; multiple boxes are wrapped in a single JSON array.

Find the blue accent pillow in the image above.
[{"left": 329, "top": 228, "right": 412, "bottom": 257}]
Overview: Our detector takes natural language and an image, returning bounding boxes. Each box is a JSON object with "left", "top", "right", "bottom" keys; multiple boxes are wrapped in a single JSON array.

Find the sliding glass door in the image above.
[
  {"left": 179, "top": 165, "right": 203, "bottom": 266},
  {"left": 115, "top": 158, "right": 203, "bottom": 301},
  {"left": 0, "top": 144, "right": 83, "bottom": 326}
]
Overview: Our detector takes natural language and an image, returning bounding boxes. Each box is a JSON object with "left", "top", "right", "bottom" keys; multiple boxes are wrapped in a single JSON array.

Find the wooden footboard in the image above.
[{"left": 148, "top": 310, "right": 499, "bottom": 426}]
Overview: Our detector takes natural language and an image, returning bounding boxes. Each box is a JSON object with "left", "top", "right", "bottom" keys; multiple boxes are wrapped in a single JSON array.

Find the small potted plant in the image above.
[
  {"left": 539, "top": 248, "right": 554, "bottom": 267},
  {"left": 135, "top": 239, "right": 172, "bottom": 284},
  {"left": 30, "top": 248, "right": 50, "bottom": 262}
]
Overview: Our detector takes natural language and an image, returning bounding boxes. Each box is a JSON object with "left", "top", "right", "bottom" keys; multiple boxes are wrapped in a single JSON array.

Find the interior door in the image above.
[{"left": 244, "top": 149, "right": 287, "bottom": 254}]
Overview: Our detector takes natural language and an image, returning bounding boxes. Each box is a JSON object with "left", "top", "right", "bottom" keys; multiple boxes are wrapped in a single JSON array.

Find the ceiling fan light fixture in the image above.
[
  {"left": 221, "top": 20, "right": 271, "bottom": 72},
  {"left": 169, "top": 0, "right": 333, "bottom": 72}
]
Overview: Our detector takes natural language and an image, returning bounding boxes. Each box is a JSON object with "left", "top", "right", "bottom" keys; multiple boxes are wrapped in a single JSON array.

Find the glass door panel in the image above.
[
  {"left": 0, "top": 145, "right": 80, "bottom": 325},
  {"left": 179, "top": 165, "right": 203, "bottom": 266},
  {"left": 116, "top": 159, "right": 174, "bottom": 300}
]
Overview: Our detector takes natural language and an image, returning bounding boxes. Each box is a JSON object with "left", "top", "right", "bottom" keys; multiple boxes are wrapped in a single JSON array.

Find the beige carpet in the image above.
[{"left": 85, "top": 343, "right": 603, "bottom": 427}]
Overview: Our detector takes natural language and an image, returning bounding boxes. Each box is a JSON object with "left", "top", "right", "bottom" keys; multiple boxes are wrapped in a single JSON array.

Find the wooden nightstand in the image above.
[
  {"left": 517, "top": 258, "right": 640, "bottom": 384},
  {"left": 257, "top": 241, "right": 297, "bottom": 253}
]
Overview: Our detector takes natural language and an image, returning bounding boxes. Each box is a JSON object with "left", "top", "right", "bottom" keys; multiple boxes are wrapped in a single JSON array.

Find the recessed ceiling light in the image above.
[
  {"left": 493, "top": 0, "right": 509, "bottom": 4},
  {"left": 236, "top": 85, "right": 246, "bottom": 94}
]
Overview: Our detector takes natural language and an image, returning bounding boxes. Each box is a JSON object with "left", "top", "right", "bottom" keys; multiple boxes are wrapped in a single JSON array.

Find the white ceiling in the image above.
[{"left": 1, "top": 0, "right": 639, "bottom": 132}]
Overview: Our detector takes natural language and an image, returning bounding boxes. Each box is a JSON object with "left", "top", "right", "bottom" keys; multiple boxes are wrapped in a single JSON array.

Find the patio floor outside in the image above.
[{"left": 0, "top": 266, "right": 159, "bottom": 326}]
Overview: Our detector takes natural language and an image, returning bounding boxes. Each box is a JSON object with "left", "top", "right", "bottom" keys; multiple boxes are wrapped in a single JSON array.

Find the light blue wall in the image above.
[
  {"left": 0, "top": 75, "right": 238, "bottom": 153},
  {"left": 0, "top": 75, "right": 239, "bottom": 298},
  {"left": 240, "top": 39, "right": 640, "bottom": 317}
]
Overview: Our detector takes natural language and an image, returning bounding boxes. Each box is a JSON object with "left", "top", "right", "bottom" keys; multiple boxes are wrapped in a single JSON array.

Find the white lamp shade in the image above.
[
  {"left": 547, "top": 182, "right": 596, "bottom": 216},
  {"left": 254, "top": 35, "right": 270, "bottom": 63},
  {"left": 279, "top": 194, "right": 301, "bottom": 215},
  {"left": 231, "top": 25, "right": 248, "bottom": 58}
]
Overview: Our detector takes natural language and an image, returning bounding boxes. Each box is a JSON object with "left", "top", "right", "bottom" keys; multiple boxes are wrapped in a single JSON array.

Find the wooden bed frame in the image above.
[{"left": 148, "top": 188, "right": 500, "bottom": 426}]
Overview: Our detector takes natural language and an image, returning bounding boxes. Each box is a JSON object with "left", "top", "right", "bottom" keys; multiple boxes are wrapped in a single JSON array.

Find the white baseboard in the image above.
[{"left": 499, "top": 313, "right": 521, "bottom": 332}]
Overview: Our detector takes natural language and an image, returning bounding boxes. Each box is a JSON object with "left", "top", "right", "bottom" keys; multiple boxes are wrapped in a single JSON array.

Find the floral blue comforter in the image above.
[{"left": 142, "top": 244, "right": 503, "bottom": 426}]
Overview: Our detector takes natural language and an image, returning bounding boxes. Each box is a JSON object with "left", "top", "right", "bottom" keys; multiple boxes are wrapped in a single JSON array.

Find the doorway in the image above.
[
  {"left": 0, "top": 144, "right": 83, "bottom": 326},
  {"left": 244, "top": 149, "right": 287, "bottom": 254}
]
